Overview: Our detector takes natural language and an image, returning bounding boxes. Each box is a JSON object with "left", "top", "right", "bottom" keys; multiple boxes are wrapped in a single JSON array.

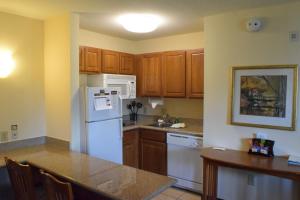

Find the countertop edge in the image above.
[{"left": 123, "top": 125, "right": 203, "bottom": 137}]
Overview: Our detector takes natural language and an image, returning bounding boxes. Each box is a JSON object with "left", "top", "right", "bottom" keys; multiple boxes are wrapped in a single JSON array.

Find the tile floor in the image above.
[{"left": 152, "top": 187, "right": 201, "bottom": 200}]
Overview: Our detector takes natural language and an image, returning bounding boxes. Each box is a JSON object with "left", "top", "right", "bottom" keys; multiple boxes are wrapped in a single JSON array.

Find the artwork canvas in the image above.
[
  {"left": 240, "top": 75, "right": 287, "bottom": 117},
  {"left": 230, "top": 65, "right": 298, "bottom": 131}
]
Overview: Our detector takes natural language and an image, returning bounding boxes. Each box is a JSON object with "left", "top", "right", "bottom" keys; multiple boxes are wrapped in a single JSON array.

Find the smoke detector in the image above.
[{"left": 246, "top": 18, "right": 262, "bottom": 32}]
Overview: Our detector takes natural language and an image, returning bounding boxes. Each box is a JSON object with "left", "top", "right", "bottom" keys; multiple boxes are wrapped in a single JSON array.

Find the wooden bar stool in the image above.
[
  {"left": 40, "top": 171, "right": 74, "bottom": 200},
  {"left": 4, "top": 157, "right": 37, "bottom": 200}
]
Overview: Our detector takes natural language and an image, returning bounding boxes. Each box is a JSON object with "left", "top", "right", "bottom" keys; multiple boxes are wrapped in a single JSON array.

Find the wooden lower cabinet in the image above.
[
  {"left": 139, "top": 129, "right": 167, "bottom": 175},
  {"left": 123, "top": 129, "right": 167, "bottom": 176},
  {"left": 140, "top": 139, "right": 167, "bottom": 175},
  {"left": 123, "top": 130, "right": 139, "bottom": 168}
]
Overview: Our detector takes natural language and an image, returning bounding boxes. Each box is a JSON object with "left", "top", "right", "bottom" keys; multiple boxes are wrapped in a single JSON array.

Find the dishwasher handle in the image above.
[{"left": 168, "top": 134, "right": 189, "bottom": 139}]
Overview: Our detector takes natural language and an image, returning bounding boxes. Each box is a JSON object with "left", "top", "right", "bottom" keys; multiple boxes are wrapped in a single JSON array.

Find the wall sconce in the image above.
[{"left": 0, "top": 50, "right": 15, "bottom": 78}]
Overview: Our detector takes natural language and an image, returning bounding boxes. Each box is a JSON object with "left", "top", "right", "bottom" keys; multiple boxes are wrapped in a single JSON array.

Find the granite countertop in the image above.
[
  {"left": 123, "top": 115, "right": 203, "bottom": 137},
  {"left": 0, "top": 143, "right": 175, "bottom": 200}
]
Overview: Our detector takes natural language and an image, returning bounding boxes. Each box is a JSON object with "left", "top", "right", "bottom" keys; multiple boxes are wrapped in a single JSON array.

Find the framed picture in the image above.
[{"left": 229, "top": 65, "right": 298, "bottom": 131}]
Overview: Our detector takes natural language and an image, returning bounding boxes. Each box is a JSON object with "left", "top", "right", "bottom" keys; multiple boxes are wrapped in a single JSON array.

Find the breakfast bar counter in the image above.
[{"left": 0, "top": 142, "right": 175, "bottom": 200}]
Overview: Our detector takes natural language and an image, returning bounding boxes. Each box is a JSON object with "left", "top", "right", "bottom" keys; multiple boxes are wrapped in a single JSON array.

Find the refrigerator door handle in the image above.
[{"left": 119, "top": 118, "right": 123, "bottom": 139}]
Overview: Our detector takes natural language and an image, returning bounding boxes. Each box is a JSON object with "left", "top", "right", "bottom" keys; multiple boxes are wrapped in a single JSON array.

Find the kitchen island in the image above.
[{"left": 0, "top": 140, "right": 175, "bottom": 200}]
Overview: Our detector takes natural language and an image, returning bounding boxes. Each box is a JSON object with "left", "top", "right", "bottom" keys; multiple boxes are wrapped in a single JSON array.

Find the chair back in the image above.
[
  {"left": 4, "top": 157, "right": 36, "bottom": 200},
  {"left": 40, "top": 171, "right": 73, "bottom": 200}
]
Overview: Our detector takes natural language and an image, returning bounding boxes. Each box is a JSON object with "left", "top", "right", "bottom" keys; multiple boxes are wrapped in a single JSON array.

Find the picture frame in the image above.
[{"left": 229, "top": 65, "right": 298, "bottom": 131}]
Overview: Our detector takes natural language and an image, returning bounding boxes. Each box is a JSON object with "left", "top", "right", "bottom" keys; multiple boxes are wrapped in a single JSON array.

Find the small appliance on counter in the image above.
[{"left": 127, "top": 100, "right": 143, "bottom": 121}]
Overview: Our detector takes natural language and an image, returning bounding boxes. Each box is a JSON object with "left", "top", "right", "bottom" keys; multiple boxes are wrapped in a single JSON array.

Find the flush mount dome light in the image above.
[{"left": 117, "top": 14, "right": 163, "bottom": 33}]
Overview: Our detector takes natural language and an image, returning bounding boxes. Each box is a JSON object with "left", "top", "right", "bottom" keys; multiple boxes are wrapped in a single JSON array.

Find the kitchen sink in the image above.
[{"left": 148, "top": 122, "right": 173, "bottom": 128}]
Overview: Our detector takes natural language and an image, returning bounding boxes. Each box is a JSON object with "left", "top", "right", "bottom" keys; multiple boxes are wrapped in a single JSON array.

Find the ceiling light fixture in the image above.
[{"left": 117, "top": 13, "right": 163, "bottom": 33}]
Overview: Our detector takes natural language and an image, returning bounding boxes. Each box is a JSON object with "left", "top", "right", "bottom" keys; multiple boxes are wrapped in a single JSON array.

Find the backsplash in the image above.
[{"left": 123, "top": 98, "right": 203, "bottom": 119}]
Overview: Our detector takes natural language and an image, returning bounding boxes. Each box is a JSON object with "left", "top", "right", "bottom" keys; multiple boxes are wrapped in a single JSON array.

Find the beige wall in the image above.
[
  {"left": 0, "top": 12, "right": 45, "bottom": 141},
  {"left": 204, "top": 2, "right": 300, "bottom": 199},
  {"left": 79, "top": 29, "right": 204, "bottom": 54},
  {"left": 44, "top": 14, "right": 72, "bottom": 142},
  {"left": 79, "top": 29, "right": 136, "bottom": 54},
  {"left": 135, "top": 32, "right": 204, "bottom": 53}
]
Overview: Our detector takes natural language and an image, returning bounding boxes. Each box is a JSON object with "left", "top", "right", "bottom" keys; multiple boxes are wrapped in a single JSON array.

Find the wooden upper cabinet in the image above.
[
  {"left": 120, "top": 53, "right": 135, "bottom": 75},
  {"left": 79, "top": 46, "right": 85, "bottom": 72},
  {"left": 186, "top": 49, "right": 204, "bottom": 98},
  {"left": 135, "top": 55, "right": 143, "bottom": 97},
  {"left": 84, "top": 47, "right": 101, "bottom": 73},
  {"left": 101, "top": 50, "right": 120, "bottom": 74},
  {"left": 162, "top": 51, "right": 186, "bottom": 97},
  {"left": 141, "top": 53, "right": 162, "bottom": 97}
]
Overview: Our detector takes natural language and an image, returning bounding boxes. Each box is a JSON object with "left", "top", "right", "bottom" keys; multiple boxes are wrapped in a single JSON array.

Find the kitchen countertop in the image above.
[
  {"left": 123, "top": 115, "right": 203, "bottom": 137},
  {"left": 0, "top": 142, "right": 175, "bottom": 200}
]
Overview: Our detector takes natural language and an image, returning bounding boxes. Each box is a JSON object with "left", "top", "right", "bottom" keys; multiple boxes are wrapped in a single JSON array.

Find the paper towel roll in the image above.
[{"left": 148, "top": 98, "right": 164, "bottom": 109}]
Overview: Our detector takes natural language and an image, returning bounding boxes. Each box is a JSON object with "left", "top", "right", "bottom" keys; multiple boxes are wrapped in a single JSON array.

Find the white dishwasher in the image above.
[{"left": 167, "top": 132, "right": 203, "bottom": 193}]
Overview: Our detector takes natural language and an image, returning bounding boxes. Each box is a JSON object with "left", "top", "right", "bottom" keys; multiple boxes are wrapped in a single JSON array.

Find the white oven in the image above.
[{"left": 87, "top": 74, "right": 136, "bottom": 99}]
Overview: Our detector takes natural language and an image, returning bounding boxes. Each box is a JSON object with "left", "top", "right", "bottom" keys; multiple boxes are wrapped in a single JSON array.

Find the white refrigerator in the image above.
[{"left": 83, "top": 87, "right": 123, "bottom": 164}]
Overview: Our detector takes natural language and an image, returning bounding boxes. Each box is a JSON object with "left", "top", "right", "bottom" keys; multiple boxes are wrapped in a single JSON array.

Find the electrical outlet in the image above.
[
  {"left": 247, "top": 174, "right": 256, "bottom": 186},
  {"left": 0, "top": 131, "right": 9, "bottom": 142},
  {"left": 11, "top": 124, "right": 18, "bottom": 140},
  {"left": 289, "top": 31, "right": 299, "bottom": 42}
]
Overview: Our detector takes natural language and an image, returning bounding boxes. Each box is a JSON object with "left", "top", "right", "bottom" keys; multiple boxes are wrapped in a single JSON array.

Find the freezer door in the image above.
[
  {"left": 86, "top": 118, "right": 123, "bottom": 164},
  {"left": 86, "top": 87, "right": 122, "bottom": 122}
]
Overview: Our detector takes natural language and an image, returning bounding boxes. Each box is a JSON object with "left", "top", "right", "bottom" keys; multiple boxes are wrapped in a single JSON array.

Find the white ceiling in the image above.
[{"left": 0, "top": 0, "right": 299, "bottom": 40}]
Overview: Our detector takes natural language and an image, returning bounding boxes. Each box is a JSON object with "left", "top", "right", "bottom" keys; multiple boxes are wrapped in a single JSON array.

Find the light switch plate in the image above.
[{"left": 11, "top": 124, "right": 18, "bottom": 140}]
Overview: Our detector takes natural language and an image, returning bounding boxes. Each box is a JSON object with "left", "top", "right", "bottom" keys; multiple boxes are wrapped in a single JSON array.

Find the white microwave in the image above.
[{"left": 87, "top": 74, "right": 136, "bottom": 99}]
